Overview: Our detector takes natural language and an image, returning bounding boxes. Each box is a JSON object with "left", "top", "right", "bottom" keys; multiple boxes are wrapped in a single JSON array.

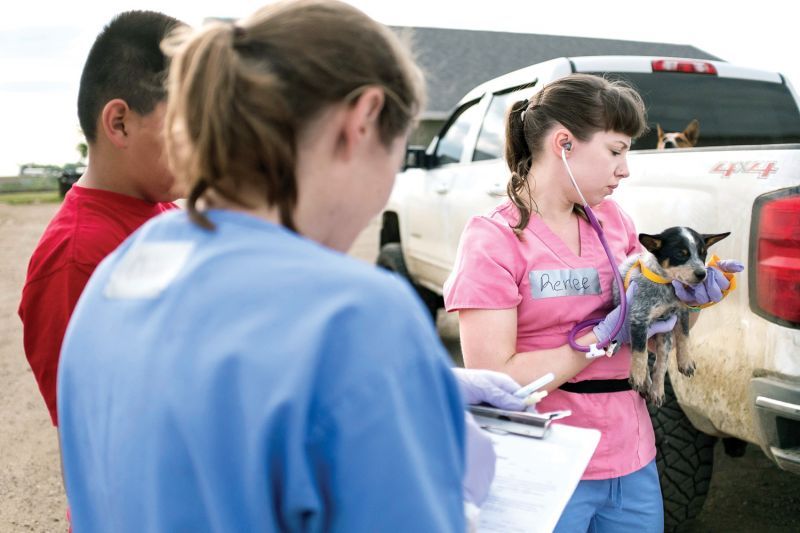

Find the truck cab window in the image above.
[
  {"left": 435, "top": 102, "right": 481, "bottom": 165},
  {"left": 474, "top": 86, "right": 537, "bottom": 162},
  {"left": 600, "top": 72, "right": 800, "bottom": 149}
]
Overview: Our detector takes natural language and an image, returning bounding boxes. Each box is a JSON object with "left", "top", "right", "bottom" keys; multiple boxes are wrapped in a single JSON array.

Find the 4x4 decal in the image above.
[{"left": 711, "top": 161, "right": 778, "bottom": 179}]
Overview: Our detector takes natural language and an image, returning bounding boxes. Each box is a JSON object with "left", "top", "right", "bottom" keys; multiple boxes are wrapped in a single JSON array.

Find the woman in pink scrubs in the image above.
[{"left": 444, "top": 74, "right": 665, "bottom": 532}]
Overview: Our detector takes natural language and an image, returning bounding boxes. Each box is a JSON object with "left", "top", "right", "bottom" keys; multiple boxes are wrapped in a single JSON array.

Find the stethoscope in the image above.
[{"left": 559, "top": 142, "right": 626, "bottom": 359}]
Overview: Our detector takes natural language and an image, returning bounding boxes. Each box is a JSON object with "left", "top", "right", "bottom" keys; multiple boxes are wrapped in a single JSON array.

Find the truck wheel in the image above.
[
  {"left": 648, "top": 372, "right": 716, "bottom": 532},
  {"left": 376, "top": 243, "right": 442, "bottom": 321}
]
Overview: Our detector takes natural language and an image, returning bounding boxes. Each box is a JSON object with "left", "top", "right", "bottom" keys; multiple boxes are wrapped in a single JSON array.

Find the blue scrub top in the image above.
[{"left": 58, "top": 209, "right": 466, "bottom": 532}]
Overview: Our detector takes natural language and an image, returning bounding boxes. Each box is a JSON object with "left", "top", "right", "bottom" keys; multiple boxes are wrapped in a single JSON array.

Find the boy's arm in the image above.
[{"left": 19, "top": 264, "right": 92, "bottom": 425}]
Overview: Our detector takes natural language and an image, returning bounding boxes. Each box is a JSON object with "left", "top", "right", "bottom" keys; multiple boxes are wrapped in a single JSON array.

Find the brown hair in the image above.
[
  {"left": 505, "top": 73, "right": 647, "bottom": 236},
  {"left": 163, "top": 0, "right": 425, "bottom": 230}
]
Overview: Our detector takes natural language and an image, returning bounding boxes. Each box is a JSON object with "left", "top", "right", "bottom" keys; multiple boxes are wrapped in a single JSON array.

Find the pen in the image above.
[
  {"left": 523, "top": 390, "right": 548, "bottom": 406},
  {"left": 513, "top": 372, "right": 555, "bottom": 398}
]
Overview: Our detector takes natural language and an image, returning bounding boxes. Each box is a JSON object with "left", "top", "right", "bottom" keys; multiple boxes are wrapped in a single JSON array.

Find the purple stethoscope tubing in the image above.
[
  {"left": 566, "top": 205, "right": 627, "bottom": 352},
  {"left": 560, "top": 146, "right": 626, "bottom": 353}
]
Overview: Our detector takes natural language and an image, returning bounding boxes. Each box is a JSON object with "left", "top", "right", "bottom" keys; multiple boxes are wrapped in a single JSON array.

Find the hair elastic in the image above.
[{"left": 519, "top": 98, "right": 531, "bottom": 121}]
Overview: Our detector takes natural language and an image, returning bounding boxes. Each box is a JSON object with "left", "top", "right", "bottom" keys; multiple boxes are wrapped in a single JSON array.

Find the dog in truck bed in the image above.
[{"left": 657, "top": 119, "right": 700, "bottom": 150}]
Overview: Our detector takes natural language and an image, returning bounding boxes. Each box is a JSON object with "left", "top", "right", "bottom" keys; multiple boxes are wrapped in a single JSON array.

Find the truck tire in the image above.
[
  {"left": 376, "top": 243, "right": 442, "bottom": 321},
  {"left": 649, "top": 372, "right": 716, "bottom": 532}
]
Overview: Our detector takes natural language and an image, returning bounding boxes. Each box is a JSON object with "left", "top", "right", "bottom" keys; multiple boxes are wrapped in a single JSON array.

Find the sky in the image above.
[{"left": 0, "top": 0, "right": 796, "bottom": 176}]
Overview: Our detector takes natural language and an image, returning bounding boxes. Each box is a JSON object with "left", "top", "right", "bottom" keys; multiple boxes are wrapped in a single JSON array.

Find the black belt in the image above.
[{"left": 559, "top": 379, "right": 632, "bottom": 393}]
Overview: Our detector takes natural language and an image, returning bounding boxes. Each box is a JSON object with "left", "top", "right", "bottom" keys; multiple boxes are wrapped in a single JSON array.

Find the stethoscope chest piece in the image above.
[{"left": 585, "top": 340, "right": 619, "bottom": 359}]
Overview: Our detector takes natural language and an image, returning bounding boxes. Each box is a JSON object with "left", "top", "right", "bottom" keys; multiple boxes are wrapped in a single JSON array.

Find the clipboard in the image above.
[
  {"left": 469, "top": 405, "right": 553, "bottom": 439},
  {"left": 471, "top": 413, "right": 601, "bottom": 533}
]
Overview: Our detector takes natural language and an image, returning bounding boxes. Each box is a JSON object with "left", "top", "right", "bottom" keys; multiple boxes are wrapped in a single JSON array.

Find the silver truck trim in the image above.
[{"left": 755, "top": 396, "right": 800, "bottom": 418}]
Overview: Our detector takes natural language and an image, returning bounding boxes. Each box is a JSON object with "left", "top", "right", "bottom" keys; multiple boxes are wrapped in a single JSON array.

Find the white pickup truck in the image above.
[{"left": 370, "top": 56, "right": 800, "bottom": 529}]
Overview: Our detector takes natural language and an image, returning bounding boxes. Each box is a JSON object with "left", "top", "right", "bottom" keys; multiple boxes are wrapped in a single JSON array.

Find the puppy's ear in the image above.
[
  {"left": 684, "top": 119, "right": 700, "bottom": 146},
  {"left": 702, "top": 232, "right": 730, "bottom": 248},
  {"left": 656, "top": 124, "right": 664, "bottom": 140},
  {"left": 639, "top": 233, "right": 662, "bottom": 253}
]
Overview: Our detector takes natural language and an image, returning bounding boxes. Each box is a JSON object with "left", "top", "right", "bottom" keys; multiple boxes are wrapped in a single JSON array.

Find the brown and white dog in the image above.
[{"left": 656, "top": 119, "right": 700, "bottom": 150}]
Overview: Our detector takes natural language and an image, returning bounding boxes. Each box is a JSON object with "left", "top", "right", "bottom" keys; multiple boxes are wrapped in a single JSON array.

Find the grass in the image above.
[
  {"left": 0, "top": 175, "right": 59, "bottom": 193},
  {"left": 0, "top": 191, "right": 62, "bottom": 205}
]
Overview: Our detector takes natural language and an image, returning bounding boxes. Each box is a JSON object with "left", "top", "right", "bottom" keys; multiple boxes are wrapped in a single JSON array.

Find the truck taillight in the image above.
[
  {"left": 651, "top": 59, "right": 718, "bottom": 75},
  {"left": 749, "top": 187, "right": 800, "bottom": 328}
]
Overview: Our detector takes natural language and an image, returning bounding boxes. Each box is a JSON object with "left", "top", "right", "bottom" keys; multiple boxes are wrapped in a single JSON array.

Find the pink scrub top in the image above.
[{"left": 444, "top": 199, "right": 656, "bottom": 480}]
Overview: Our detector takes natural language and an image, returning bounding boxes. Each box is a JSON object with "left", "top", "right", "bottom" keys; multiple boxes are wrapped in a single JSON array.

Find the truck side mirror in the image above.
[{"left": 404, "top": 146, "right": 431, "bottom": 170}]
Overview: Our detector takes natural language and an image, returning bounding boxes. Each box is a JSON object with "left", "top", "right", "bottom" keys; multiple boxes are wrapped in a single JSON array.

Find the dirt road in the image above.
[
  {"left": 0, "top": 202, "right": 65, "bottom": 532},
  {"left": 1, "top": 202, "right": 798, "bottom": 532}
]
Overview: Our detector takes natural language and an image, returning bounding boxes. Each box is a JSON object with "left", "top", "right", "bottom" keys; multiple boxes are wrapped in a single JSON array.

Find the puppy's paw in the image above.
[
  {"left": 629, "top": 371, "right": 652, "bottom": 394},
  {"left": 648, "top": 393, "right": 664, "bottom": 407},
  {"left": 648, "top": 385, "right": 665, "bottom": 407},
  {"left": 678, "top": 360, "right": 696, "bottom": 377}
]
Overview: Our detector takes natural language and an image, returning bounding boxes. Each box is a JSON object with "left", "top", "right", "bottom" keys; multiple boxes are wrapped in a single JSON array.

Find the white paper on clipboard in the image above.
[{"left": 476, "top": 423, "right": 600, "bottom": 533}]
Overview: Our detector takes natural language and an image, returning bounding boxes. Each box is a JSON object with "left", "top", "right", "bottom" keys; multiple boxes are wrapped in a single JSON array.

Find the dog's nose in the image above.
[{"left": 695, "top": 269, "right": 707, "bottom": 280}]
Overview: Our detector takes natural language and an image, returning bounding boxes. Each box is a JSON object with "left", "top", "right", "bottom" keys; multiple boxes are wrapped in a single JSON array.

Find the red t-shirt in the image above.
[{"left": 18, "top": 185, "right": 176, "bottom": 425}]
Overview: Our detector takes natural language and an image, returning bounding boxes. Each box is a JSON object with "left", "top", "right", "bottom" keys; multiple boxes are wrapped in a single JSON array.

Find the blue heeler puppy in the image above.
[{"left": 614, "top": 227, "right": 730, "bottom": 406}]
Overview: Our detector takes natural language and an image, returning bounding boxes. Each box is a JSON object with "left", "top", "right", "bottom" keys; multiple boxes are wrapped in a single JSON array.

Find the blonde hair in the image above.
[
  {"left": 163, "top": 0, "right": 425, "bottom": 230},
  {"left": 505, "top": 74, "right": 647, "bottom": 237}
]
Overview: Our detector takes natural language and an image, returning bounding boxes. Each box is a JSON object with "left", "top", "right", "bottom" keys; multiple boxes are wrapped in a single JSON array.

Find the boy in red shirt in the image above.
[{"left": 19, "top": 11, "right": 184, "bottom": 426}]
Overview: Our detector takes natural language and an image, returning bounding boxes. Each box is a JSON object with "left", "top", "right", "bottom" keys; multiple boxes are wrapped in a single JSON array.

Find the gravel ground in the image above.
[{"left": 0, "top": 202, "right": 66, "bottom": 532}]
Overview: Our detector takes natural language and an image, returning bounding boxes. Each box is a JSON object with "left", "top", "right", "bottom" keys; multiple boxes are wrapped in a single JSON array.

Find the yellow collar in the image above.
[{"left": 624, "top": 259, "right": 671, "bottom": 289}]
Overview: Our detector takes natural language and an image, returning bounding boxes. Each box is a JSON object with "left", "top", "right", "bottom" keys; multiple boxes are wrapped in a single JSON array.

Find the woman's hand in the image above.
[
  {"left": 593, "top": 280, "right": 678, "bottom": 345},
  {"left": 454, "top": 369, "right": 523, "bottom": 507},
  {"left": 452, "top": 368, "right": 525, "bottom": 410},
  {"left": 671, "top": 260, "right": 744, "bottom": 307},
  {"left": 463, "top": 413, "right": 496, "bottom": 507}
]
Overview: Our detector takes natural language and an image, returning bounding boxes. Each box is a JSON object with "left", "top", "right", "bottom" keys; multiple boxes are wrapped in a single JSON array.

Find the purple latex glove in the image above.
[
  {"left": 593, "top": 280, "right": 678, "bottom": 345},
  {"left": 452, "top": 368, "right": 526, "bottom": 411},
  {"left": 463, "top": 413, "right": 496, "bottom": 506},
  {"left": 671, "top": 260, "right": 744, "bottom": 306}
]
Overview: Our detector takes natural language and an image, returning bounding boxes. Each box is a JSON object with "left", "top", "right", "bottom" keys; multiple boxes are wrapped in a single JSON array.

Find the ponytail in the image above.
[
  {"left": 163, "top": 1, "right": 423, "bottom": 232},
  {"left": 505, "top": 98, "right": 536, "bottom": 238},
  {"left": 167, "top": 25, "right": 238, "bottom": 228}
]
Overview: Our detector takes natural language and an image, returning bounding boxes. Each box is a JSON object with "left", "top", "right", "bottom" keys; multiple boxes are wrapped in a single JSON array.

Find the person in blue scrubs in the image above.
[{"left": 56, "top": 2, "right": 522, "bottom": 531}]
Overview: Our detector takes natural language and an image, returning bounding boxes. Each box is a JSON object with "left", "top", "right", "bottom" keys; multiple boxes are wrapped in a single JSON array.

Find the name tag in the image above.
[
  {"left": 529, "top": 268, "right": 601, "bottom": 299},
  {"left": 104, "top": 241, "right": 194, "bottom": 299}
]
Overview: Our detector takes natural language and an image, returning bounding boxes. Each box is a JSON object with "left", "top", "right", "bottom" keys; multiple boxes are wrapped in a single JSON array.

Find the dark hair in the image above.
[
  {"left": 77, "top": 11, "right": 182, "bottom": 143},
  {"left": 505, "top": 73, "right": 647, "bottom": 236},
  {"left": 163, "top": 0, "right": 425, "bottom": 231}
]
